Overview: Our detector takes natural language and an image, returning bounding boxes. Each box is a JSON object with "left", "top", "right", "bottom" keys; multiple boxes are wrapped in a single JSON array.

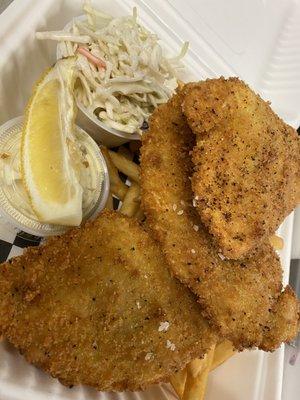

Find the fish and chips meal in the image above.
[{"left": 0, "top": 2, "right": 299, "bottom": 400}]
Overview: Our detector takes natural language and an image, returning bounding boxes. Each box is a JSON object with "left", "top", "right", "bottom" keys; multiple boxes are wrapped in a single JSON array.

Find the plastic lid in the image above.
[{"left": 0, "top": 116, "right": 109, "bottom": 237}]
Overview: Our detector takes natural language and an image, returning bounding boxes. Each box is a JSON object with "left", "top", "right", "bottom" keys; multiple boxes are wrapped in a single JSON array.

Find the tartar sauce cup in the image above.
[
  {"left": 0, "top": 116, "right": 109, "bottom": 237},
  {"left": 56, "top": 16, "right": 141, "bottom": 147}
]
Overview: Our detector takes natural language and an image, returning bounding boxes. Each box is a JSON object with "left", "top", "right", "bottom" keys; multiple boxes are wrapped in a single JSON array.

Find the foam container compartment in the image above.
[{"left": 0, "top": 0, "right": 300, "bottom": 399}]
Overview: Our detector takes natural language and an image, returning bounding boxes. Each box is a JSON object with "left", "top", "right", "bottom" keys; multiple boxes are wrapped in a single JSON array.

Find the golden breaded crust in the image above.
[
  {"left": 140, "top": 89, "right": 299, "bottom": 351},
  {"left": 0, "top": 211, "right": 217, "bottom": 391},
  {"left": 182, "top": 77, "right": 300, "bottom": 259}
]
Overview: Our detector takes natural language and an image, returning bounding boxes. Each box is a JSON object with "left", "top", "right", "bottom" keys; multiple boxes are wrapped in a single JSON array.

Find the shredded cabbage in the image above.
[{"left": 36, "top": 1, "right": 188, "bottom": 135}]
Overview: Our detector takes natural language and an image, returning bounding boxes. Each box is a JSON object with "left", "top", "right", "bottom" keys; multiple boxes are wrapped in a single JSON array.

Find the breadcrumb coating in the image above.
[
  {"left": 182, "top": 77, "right": 300, "bottom": 259},
  {"left": 140, "top": 88, "right": 299, "bottom": 350},
  {"left": 0, "top": 211, "right": 217, "bottom": 391}
]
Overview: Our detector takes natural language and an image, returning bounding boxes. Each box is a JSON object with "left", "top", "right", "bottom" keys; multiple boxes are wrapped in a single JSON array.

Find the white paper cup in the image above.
[
  {"left": 56, "top": 16, "right": 141, "bottom": 147},
  {"left": 0, "top": 116, "right": 109, "bottom": 237}
]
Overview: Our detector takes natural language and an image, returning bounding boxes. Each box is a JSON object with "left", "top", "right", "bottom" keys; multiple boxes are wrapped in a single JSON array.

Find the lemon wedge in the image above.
[{"left": 21, "top": 57, "right": 83, "bottom": 226}]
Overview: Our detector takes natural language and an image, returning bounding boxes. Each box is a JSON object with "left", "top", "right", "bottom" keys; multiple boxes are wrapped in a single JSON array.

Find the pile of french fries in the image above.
[
  {"left": 101, "top": 144, "right": 283, "bottom": 400},
  {"left": 101, "top": 144, "right": 143, "bottom": 219},
  {"left": 170, "top": 341, "right": 235, "bottom": 400}
]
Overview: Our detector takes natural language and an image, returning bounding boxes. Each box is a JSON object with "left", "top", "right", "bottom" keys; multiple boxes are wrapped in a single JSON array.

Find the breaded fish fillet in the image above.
[
  {"left": 0, "top": 211, "right": 217, "bottom": 391},
  {"left": 140, "top": 89, "right": 299, "bottom": 351},
  {"left": 182, "top": 77, "right": 300, "bottom": 259}
]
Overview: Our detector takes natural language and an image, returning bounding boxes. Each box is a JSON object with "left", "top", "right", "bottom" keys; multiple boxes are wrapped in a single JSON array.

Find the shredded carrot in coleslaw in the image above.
[{"left": 77, "top": 46, "right": 106, "bottom": 69}]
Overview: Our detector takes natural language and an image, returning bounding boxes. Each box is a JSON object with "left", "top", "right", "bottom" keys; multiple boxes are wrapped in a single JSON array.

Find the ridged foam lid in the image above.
[{"left": 127, "top": 0, "right": 300, "bottom": 128}]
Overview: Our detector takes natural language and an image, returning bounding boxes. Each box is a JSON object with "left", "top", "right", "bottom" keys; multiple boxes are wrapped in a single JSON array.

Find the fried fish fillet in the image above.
[
  {"left": 140, "top": 89, "right": 299, "bottom": 351},
  {"left": 0, "top": 211, "right": 217, "bottom": 391},
  {"left": 182, "top": 77, "right": 300, "bottom": 259}
]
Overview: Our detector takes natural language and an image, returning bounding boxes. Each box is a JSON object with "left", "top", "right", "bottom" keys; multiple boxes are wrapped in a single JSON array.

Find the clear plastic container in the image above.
[{"left": 0, "top": 116, "right": 109, "bottom": 236}]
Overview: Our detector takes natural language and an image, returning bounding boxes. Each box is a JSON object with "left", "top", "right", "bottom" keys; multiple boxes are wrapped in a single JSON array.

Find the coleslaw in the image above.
[{"left": 36, "top": 1, "right": 188, "bottom": 135}]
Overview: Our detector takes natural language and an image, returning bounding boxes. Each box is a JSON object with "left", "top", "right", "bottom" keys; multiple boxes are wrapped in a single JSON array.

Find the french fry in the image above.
[
  {"left": 210, "top": 340, "right": 235, "bottom": 371},
  {"left": 120, "top": 183, "right": 140, "bottom": 217},
  {"left": 170, "top": 362, "right": 205, "bottom": 400},
  {"left": 269, "top": 234, "right": 284, "bottom": 251},
  {"left": 101, "top": 146, "right": 128, "bottom": 200},
  {"left": 170, "top": 341, "right": 235, "bottom": 400},
  {"left": 170, "top": 368, "right": 187, "bottom": 399},
  {"left": 108, "top": 150, "right": 140, "bottom": 183},
  {"left": 118, "top": 145, "right": 134, "bottom": 161},
  {"left": 177, "top": 80, "right": 185, "bottom": 90},
  {"left": 188, "top": 358, "right": 207, "bottom": 378},
  {"left": 129, "top": 140, "right": 142, "bottom": 155},
  {"left": 182, "top": 345, "right": 215, "bottom": 400},
  {"left": 135, "top": 207, "right": 145, "bottom": 221},
  {"left": 105, "top": 193, "right": 114, "bottom": 210}
]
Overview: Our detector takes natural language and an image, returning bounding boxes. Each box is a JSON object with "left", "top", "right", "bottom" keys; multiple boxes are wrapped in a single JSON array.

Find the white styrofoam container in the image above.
[{"left": 0, "top": 1, "right": 299, "bottom": 400}]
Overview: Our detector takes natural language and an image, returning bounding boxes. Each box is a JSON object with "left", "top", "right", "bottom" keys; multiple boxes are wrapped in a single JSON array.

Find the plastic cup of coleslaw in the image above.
[
  {"left": 56, "top": 16, "right": 141, "bottom": 148},
  {"left": 75, "top": 100, "right": 141, "bottom": 147},
  {"left": 0, "top": 116, "right": 109, "bottom": 237}
]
